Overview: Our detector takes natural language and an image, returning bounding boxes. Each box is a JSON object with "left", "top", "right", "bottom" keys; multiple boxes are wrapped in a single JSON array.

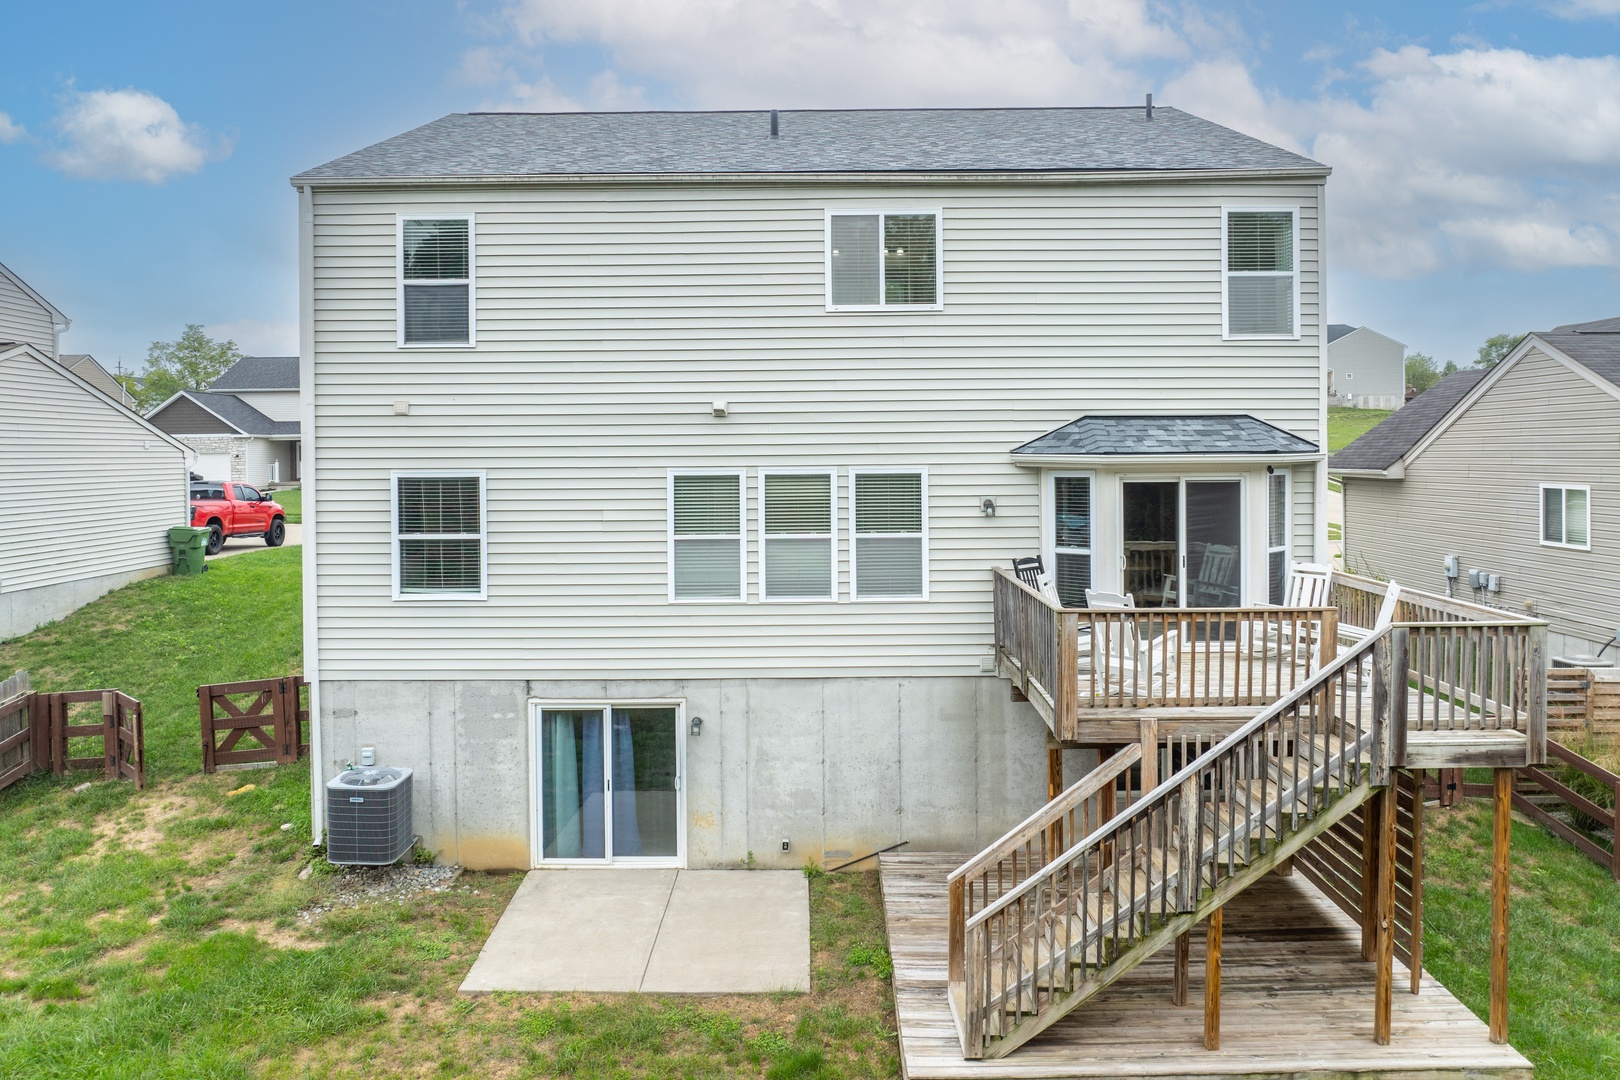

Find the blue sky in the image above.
[{"left": 2, "top": 0, "right": 1618, "bottom": 374}]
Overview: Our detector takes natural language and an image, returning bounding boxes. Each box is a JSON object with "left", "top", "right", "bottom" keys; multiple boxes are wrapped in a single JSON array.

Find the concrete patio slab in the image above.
[{"left": 459, "top": 869, "right": 808, "bottom": 994}]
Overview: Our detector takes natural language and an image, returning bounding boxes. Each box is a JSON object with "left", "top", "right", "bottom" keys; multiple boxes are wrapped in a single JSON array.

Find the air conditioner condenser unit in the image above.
[{"left": 326, "top": 766, "right": 415, "bottom": 865}]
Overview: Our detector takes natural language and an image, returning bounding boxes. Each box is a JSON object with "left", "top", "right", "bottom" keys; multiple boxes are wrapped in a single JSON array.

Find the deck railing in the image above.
[{"left": 955, "top": 625, "right": 1402, "bottom": 1057}]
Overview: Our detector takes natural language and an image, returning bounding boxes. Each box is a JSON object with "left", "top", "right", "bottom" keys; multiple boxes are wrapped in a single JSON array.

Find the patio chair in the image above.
[
  {"left": 1080, "top": 590, "right": 1180, "bottom": 687},
  {"left": 1011, "top": 555, "right": 1061, "bottom": 604},
  {"left": 1285, "top": 562, "right": 1334, "bottom": 608},
  {"left": 1339, "top": 578, "right": 1401, "bottom": 647}
]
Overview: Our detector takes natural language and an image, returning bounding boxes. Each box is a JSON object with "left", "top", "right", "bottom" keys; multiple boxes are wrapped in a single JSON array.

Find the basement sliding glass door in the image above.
[{"left": 537, "top": 705, "right": 681, "bottom": 865}]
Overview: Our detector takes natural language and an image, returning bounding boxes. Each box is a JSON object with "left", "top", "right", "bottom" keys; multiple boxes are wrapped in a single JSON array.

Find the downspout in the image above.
[
  {"left": 298, "top": 184, "right": 324, "bottom": 845},
  {"left": 1315, "top": 181, "right": 1331, "bottom": 566}
]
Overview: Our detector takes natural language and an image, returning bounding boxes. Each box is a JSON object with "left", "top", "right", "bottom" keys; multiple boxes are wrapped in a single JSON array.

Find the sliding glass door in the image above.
[
  {"left": 1118, "top": 478, "right": 1245, "bottom": 608},
  {"left": 1183, "top": 481, "right": 1242, "bottom": 607},
  {"left": 538, "top": 705, "right": 681, "bottom": 864}
]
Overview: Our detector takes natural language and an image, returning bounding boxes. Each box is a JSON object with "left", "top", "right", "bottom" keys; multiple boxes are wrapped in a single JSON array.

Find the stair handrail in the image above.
[{"left": 954, "top": 624, "right": 1407, "bottom": 1058}]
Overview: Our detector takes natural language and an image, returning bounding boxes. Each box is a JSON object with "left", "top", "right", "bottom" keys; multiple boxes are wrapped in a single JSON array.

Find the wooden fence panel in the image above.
[
  {"left": 0, "top": 671, "right": 34, "bottom": 793},
  {"left": 0, "top": 671, "right": 144, "bottom": 792},
  {"left": 200, "top": 675, "right": 308, "bottom": 773}
]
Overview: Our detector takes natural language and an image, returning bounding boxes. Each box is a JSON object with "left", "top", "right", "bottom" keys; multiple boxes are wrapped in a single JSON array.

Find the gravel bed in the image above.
[{"left": 298, "top": 862, "right": 464, "bottom": 922}]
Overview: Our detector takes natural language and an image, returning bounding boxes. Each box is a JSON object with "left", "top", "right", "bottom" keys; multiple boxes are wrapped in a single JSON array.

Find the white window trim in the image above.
[
  {"left": 397, "top": 213, "right": 477, "bottom": 349},
  {"left": 1221, "top": 206, "right": 1300, "bottom": 341},
  {"left": 666, "top": 469, "right": 748, "bottom": 604},
  {"left": 1045, "top": 470, "right": 1096, "bottom": 604},
  {"left": 1266, "top": 469, "right": 1290, "bottom": 604},
  {"left": 848, "top": 467, "right": 929, "bottom": 602},
  {"left": 527, "top": 699, "right": 686, "bottom": 870},
  {"left": 824, "top": 208, "right": 945, "bottom": 312},
  {"left": 391, "top": 469, "right": 488, "bottom": 601},
  {"left": 1539, "top": 482, "right": 1592, "bottom": 551},
  {"left": 759, "top": 468, "right": 838, "bottom": 602}
]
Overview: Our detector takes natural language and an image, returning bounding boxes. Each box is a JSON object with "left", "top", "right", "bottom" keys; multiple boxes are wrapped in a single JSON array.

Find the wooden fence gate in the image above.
[
  {"left": 200, "top": 675, "right": 309, "bottom": 772},
  {"left": 0, "top": 670, "right": 146, "bottom": 792}
]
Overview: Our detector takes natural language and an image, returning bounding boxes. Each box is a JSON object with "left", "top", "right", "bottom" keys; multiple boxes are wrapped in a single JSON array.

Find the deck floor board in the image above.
[{"left": 880, "top": 852, "right": 1533, "bottom": 1080}]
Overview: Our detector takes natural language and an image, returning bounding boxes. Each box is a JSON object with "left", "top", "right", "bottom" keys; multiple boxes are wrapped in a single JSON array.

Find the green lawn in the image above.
[
  {"left": 273, "top": 486, "right": 302, "bottom": 524},
  {"left": 1327, "top": 406, "right": 1394, "bottom": 453},
  {"left": 3, "top": 554, "right": 1619, "bottom": 1076}
]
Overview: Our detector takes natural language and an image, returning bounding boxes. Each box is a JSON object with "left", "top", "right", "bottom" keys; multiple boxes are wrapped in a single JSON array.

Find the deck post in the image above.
[
  {"left": 1057, "top": 610, "right": 1080, "bottom": 742},
  {"left": 1360, "top": 803, "right": 1376, "bottom": 961},
  {"left": 948, "top": 875, "right": 965, "bottom": 987},
  {"left": 1203, "top": 907, "right": 1222, "bottom": 1050},
  {"left": 1046, "top": 744, "right": 1063, "bottom": 852},
  {"left": 1172, "top": 929, "right": 1190, "bottom": 1006},
  {"left": 1138, "top": 716, "right": 1158, "bottom": 794},
  {"left": 1490, "top": 767, "right": 1512, "bottom": 1044},
  {"left": 1526, "top": 624, "right": 1547, "bottom": 766},
  {"left": 1374, "top": 783, "right": 1397, "bottom": 1044},
  {"left": 1100, "top": 748, "right": 1117, "bottom": 869}
]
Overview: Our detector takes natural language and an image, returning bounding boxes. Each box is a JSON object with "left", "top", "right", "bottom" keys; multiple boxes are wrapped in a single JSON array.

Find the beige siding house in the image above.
[
  {"left": 293, "top": 107, "right": 1331, "bottom": 869},
  {"left": 1334, "top": 317, "right": 1620, "bottom": 659},
  {"left": 1326, "top": 323, "right": 1405, "bottom": 409},
  {"left": 0, "top": 259, "right": 68, "bottom": 358},
  {"left": 146, "top": 356, "right": 301, "bottom": 485}
]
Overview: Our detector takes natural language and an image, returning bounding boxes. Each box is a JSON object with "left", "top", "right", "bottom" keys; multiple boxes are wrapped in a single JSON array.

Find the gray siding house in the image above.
[
  {"left": 147, "top": 356, "right": 301, "bottom": 485},
  {"left": 293, "top": 107, "right": 1332, "bottom": 869},
  {"left": 1326, "top": 323, "right": 1405, "bottom": 409},
  {"left": 1333, "top": 316, "right": 1620, "bottom": 658}
]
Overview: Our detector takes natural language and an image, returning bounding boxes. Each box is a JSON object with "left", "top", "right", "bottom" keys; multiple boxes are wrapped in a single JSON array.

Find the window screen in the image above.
[
  {"left": 853, "top": 472, "right": 925, "bottom": 598},
  {"left": 1543, "top": 485, "right": 1590, "bottom": 547},
  {"left": 1226, "top": 211, "right": 1295, "bottom": 336},
  {"left": 1267, "top": 472, "right": 1289, "bottom": 605},
  {"left": 828, "top": 211, "right": 938, "bottom": 308},
  {"left": 1053, "top": 476, "right": 1092, "bottom": 607},
  {"left": 402, "top": 218, "right": 472, "bottom": 344},
  {"left": 396, "top": 474, "right": 483, "bottom": 595},
  {"left": 763, "top": 473, "right": 834, "bottom": 599},
  {"left": 671, "top": 473, "right": 743, "bottom": 599}
]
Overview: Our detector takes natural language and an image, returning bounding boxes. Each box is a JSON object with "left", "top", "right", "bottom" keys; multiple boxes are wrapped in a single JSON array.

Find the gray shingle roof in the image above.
[
  {"left": 293, "top": 108, "right": 1325, "bottom": 181},
  {"left": 1328, "top": 369, "right": 1487, "bottom": 473},
  {"left": 1539, "top": 316, "right": 1620, "bottom": 388},
  {"left": 209, "top": 356, "right": 300, "bottom": 390},
  {"left": 183, "top": 391, "right": 300, "bottom": 436},
  {"left": 1326, "top": 324, "right": 1357, "bottom": 343},
  {"left": 1013, "top": 415, "right": 1318, "bottom": 457}
]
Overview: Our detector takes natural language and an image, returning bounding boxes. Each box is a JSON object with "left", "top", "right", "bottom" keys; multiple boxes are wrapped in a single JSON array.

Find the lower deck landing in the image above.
[{"left": 880, "top": 852, "right": 1532, "bottom": 1080}]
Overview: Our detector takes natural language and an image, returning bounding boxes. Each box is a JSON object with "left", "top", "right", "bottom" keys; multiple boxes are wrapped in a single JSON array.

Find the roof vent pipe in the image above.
[
  {"left": 770, "top": 109, "right": 779, "bottom": 138},
  {"left": 1145, "top": 93, "right": 1153, "bottom": 120}
]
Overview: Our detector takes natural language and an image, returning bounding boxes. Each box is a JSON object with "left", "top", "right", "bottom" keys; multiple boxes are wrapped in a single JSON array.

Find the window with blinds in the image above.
[
  {"left": 1224, "top": 209, "right": 1295, "bottom": 337},
  {"left": 401, "top": 217, "right": 473, "bottom": 345},
  {"left": 394, "top": 473, "right": 484, "bottom": 597},
  {"left": 762, "top": 472, "right": 834, "bottom": 600},
  {"left": 1267, "top": 471, "right": 1289, "bottom": 604},
  {"left": 1053, "top": 475, "right": 1092, "bottom": 607},
  {"left": 669, "top": 472, "right": 744, "bottom": 600},
  {"left": 827, "top": 210, "right": 940, "bottom": 309},
  {"left": 1541, "top": 484, "right": 1590, "bottom": 549},
  {"left": 852, "top": 471, "right": 926, "bottom": 599}
]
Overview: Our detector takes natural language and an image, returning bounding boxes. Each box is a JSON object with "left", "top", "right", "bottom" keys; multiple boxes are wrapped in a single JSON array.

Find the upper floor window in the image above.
[
  {"left": 826, "top": 211, "right": 941, "bottom": 310},
  {"left": 400, "top": 216, "right": 474, "bottom": 347},
  {"left": 1541, "top": 484, "right": 1590, "bottom": 549},
  {"left": 393, "top": 472, "right": 486, "bottom": 598},
  {"left": 1223, "top": 209, "right": 1296, "bottom": 339}
]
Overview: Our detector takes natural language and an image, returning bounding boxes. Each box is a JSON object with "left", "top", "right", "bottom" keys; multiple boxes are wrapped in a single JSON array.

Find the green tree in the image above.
[
  {"left": 1442, "top": 359, "right": 1459, "bottom": 376},
  {"left": 1404, "top": 352, "right": 1440, "bottom": 394},
  {"left": 1476, "top": 332, "right": 1524, "bottom": 370},
  {"left": 127, "top": 324, "right": 242, "bottom": 412}
]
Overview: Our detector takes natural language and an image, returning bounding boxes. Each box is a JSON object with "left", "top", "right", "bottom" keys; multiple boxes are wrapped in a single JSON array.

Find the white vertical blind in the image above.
[
  {"left": 853, "top": 471, "right": 925, "bottom": 598},
  {"left": 763, "top": 472, "right": 833, "bottom": 599},
  {"left": 1053, "top": 475, "right": 1091, "bottom": 607},
  {"left": 883, "top": 215, "right": 937, "bottom": 305},
  {"left": 396, "top": 474, "right": 483, "bottom": 594},
  {"left": 671, "top": 473, "right": 743, "bottom": 599},
  {"left": 1226, "top": 211, "right": 1294, "bottom": 336},
  {"left": 402, "top": 218, "right": 472, "bottom": 344},
  {"left": 829, "top": 214, "right": 880, "bottom": 306}
]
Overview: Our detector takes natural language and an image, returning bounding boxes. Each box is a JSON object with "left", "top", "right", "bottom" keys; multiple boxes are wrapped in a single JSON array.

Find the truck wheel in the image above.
[
  {"left": 265, "top": 518, "right": 286, "bottom": 547},
  {"left": 206, "top": 522, "right": 225, "bottom": 555}
]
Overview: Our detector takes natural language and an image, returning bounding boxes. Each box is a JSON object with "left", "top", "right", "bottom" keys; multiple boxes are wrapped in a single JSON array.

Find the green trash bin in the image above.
[{"left": 168, "top": 526, "right": 209, "bottom": 576}]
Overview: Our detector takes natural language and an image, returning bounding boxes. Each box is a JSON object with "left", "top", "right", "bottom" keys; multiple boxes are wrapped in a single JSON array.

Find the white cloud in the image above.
[
  {"left": 48, "top": 88, "right": 225, "bottom": 183},
  {"left": 0, "top": 112, "right": 24, "bottom": 143},
  {"left": 1545, "top": 0, "right": 1620, "bottom": 18},
  {"left": 205, "top": 319, "right": 298, "bottom": 357}
]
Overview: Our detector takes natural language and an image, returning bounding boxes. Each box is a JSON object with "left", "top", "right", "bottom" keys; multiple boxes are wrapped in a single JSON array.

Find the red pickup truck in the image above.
[{"left": 190, "top": 481, "right": 288, "bottom": 554}]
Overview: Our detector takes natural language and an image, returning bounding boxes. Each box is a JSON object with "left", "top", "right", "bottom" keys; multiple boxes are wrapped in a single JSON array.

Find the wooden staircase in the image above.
[{"left": 949, "top": 625, "right": 1405, "bottom": 1060}]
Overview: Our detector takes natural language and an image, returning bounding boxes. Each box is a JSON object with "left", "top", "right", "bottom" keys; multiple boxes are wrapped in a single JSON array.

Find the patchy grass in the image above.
[
  {"left": 1423, "top": 800, "right": 1620, "bottom": 1079},
  {"left": 273, "top": 486, "right": 302, "bottom": 524},
  {"left": 1328, "top": 406, "right": 1394, "bottom": 452}
]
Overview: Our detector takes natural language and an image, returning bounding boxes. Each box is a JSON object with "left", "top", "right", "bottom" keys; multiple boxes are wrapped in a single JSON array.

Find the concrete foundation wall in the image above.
[
  {"left": 0, "top": 563, "right": 169, "bottom": 641},
  {"left": 318, "top": 675, "right": 1088, "bottom": 870}
]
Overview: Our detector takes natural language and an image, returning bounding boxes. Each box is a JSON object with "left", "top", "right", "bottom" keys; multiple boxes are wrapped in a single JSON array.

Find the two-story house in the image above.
[
  {"left": 292, "top": 106, "right": 1333, "bottom": 872},
  {"left": 147, "top": 355, "right": 302, "bottom": 486}
]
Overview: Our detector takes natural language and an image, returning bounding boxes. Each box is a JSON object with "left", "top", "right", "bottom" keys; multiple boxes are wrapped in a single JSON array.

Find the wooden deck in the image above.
[{"left": 881, "top": 851, "right": 1533, "bottom": 1080}]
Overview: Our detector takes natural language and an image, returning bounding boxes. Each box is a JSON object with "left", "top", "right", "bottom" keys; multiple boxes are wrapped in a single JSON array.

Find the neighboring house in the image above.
[
  {"left": 0, "top": 342, "right": 190, "bottom": 639},
  {"left": 1333, "top": 316, "right": 1620, "bottom": 658},
  {"left": 145, "top": 355, "right": 301, "bottom": 485},
  {"left": 1326, "top": 323, "right": 1406, "bottom": 409},
  {"left": 292, "top": 106, "right": 1332, "bottom": 871},
  {"left": 60, "top": 354, "right": 138, "bottom": 409},
  {"left": 0, "top": 258, "right": 70, "bottom": 358}
]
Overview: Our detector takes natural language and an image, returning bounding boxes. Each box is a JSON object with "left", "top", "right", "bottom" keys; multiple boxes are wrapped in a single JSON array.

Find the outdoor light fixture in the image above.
[
  {"left": 980, "top": 498, "right": 996, "bottom": 517},
  {"left": 690, "top": 716, "right": 703, "bottom": 736}
]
